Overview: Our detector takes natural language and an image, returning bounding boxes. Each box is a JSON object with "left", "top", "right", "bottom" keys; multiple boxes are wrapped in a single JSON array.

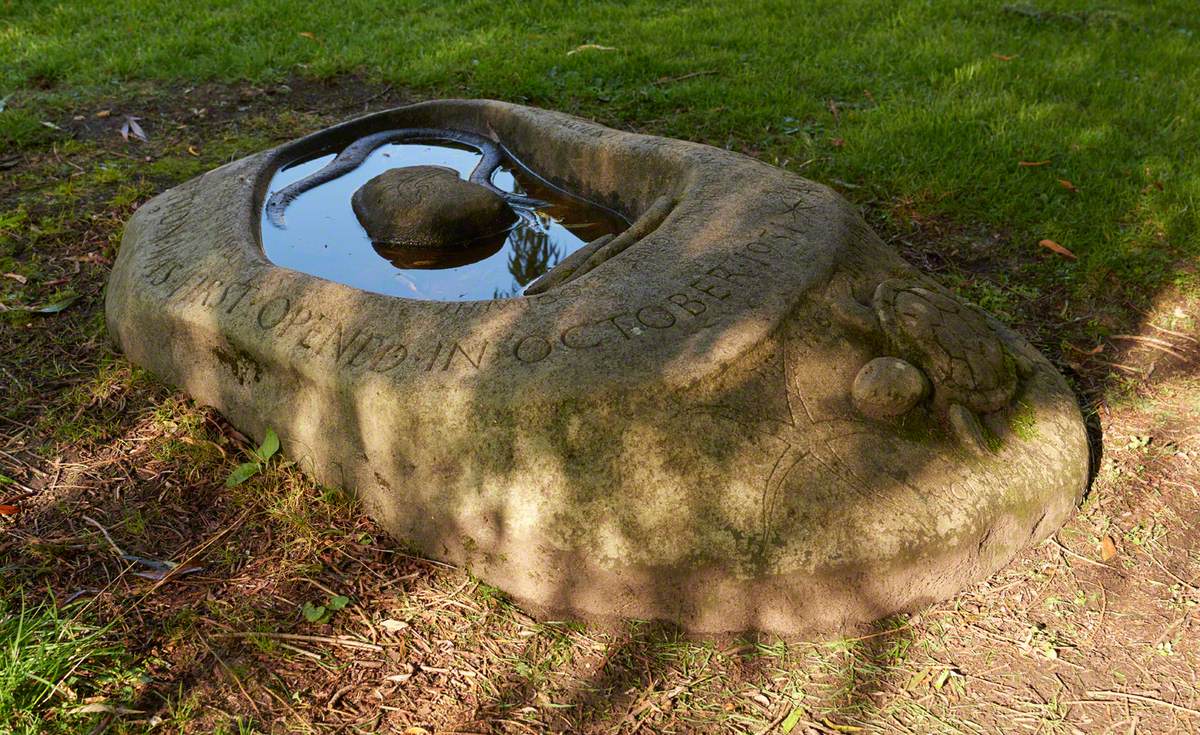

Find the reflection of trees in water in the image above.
[
  {"left": 508, "top": 223, "right": 561, "bottom": 287},
  {"left": 490, "top": 222, "right": 562, "bottom": 299}
]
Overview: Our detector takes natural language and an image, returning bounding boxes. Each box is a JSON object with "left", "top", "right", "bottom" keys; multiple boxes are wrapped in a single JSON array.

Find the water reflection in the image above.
[
  {"left": 492, "top": 220, "right": 562, "bottom": 298},
  {"left": 379, "top": 238, "right": 507, "bottom": 270},
  {"left": 261, "top": 140, "right": 626, "bottom": 301}
]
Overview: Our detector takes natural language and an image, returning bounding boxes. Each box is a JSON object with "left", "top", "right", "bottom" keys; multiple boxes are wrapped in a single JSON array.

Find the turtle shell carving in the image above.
[{"left": 873, "top": 279, "right": 1018, "bottom": 414}]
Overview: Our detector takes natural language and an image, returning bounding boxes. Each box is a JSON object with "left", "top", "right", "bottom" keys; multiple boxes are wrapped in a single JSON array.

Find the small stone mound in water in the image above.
[{"left": 351, "top": 165, "right": 516, "bottom": 251}]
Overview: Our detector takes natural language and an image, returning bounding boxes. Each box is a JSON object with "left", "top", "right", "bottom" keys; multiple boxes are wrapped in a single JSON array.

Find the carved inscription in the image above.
[
  {"left": 554, "top": 117, "right": 608, "bottom": 140},
  {"left": 150, "top": 254, "right": 493, "bottom": 378},
  {"left": 509, "top": 219, "right": 815, "bottom": 364},
  {"left": 137, "top": 185, "right": 817, "bottom": 378}
]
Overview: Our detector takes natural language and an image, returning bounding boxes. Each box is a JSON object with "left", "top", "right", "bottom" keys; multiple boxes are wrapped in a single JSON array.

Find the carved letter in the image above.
[
  {"left": 561, "top": 322, "right": 604, "bottom": 349},
  {"left": 636, "top": 304, "right": 676, "bottom": 329},
  {"left": 369, "top": 343, "right": 408, "bottom": 372},
  {"left": 443, "top": 341, "right": 488, "bottom": 371},
  {"left": 667, "top": 293, "right": 707, "bottom": 316},
  {"left": 256, "top": 297, "right": 290, "bottom": 330},
  {"left": 689, "top": 275, "right": 731, "bottom": 301},
  {"left": 514, "top": 335, "right": 552, "bottom": 363},
  {"left": 146, "top": 260, "right": 180, "bottom": 287},
  {"left": 345, "top": 333, "right": 383, "bottom": 368},
  {"left": 603, "top": 313, "right": 638, "bottom": 340},
  {"left": 220, "top": 282, "right": 254, "bottom": 314},
  {"left": 278, "top": 307, "right": 313, "bottom": 337}
]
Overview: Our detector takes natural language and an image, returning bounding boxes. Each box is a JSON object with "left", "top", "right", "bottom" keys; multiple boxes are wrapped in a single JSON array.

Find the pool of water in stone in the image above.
[{"left": 261, "top": 141, "right": 627, "bottom": 301}]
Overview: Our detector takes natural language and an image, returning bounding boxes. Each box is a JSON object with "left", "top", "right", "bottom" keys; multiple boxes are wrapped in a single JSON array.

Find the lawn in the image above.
[{"left": 2, "top": 1, "right": 1199, "bottom": 733}]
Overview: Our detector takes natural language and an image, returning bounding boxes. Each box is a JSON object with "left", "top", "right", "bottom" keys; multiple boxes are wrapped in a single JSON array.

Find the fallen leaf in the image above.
[
  {"left": 69, "top": 703, "right": 143, "bottom": 715},
  {"left": 0, "top": 505, "right": 19, "bottom": 515},
  {"left": 121, "top": 554, "right": 204, "bottom": 580},
  {"left": 1019, "top": 160, "right": 1051, "bottom": 167},
  {"left": 41, "top": 121, "right": 63, "bottom": 131},
  {"left": 906, "top": 668, "right": 932, "bottom": 690},
  {"left": 3, "top": 272, "right": 27, "bottom": 284},
  {"left": 298, "top": 31, "right": 320, "bottom": 42},
  {"left": 125, "top": 116, "right": 148, "bottom": 142},
  {"left": 119, "top": 116, "right": 148, "bottom": 142},
  {"left": 403, "top": 728, "right": 431, "bottom": 735},
  {"left": 932, "top": 668, "right": 951, "bottom": 689},
  {"left": 6, "top": 294, "right": 81, "bottom": 314},
  {"left": 379, "top": 618, "right": 409, "bottom": 632},
  {"left": 187, "top": 145, "right": 200, "bottom": 156},
  {"left": 1058, "top": 178, "right": 1078, "bottom": 192},
  {"left": 1038, "top": 239, "right": 1076, "bottom": 260},
  {"left": 1101, "top": 535, "right": 1118, "bottom": 561},
  {"left": 992, "top": 53, "right": 1017, "bottom": 61},
  {"left": 96, "top": 109, "right": 111, "bottom": 118},
  {"left": 567, "top": 43, "right": 617, "bottom": 56},
  {"left": 780, "top": 706, "right": 805, "bottom": 734}
]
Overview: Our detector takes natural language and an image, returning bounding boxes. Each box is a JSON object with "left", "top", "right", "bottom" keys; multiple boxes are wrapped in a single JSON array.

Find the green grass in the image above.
[
  {"left": 2, "top": 0, "right": 1198, "bottom": 306},
  {"left": 0, "top": 598, "right": 141, "bottom": 734}
]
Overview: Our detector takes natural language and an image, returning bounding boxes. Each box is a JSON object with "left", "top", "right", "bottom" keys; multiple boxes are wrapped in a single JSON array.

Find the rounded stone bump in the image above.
[
  {"left": 350, "top": 165, "right": 516, "bottom": 251},
  {"left": 852, "top": 356, "right": 930, "bottom": 418}
]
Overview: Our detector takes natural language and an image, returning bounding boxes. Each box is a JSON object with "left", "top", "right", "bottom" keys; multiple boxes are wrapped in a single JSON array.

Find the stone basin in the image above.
[{"left": 105, "top": 100, "right": 1089, "bottom": 635}]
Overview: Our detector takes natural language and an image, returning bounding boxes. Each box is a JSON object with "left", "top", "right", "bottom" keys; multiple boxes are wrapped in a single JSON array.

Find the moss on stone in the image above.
[{"left": 1010, "top": 402, "right": 1040, "bottom": 441}]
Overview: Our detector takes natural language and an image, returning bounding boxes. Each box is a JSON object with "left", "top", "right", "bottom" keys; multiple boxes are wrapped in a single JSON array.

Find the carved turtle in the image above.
[{"left": 830, "top": 277, "right": 1029, "bottom": 453}]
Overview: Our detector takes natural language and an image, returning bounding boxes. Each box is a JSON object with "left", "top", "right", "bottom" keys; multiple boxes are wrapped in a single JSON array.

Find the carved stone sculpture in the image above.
[
  {"left": 831, "top": 277, "right": 1030, "bottom": 453},
  {"left": 106, "top": 100, "right": 1090, "bottom": 635}
]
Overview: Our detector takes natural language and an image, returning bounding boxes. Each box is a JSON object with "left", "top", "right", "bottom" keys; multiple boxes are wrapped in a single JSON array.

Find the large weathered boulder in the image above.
[
  {"left": 105, "top": 100, "right": 1090, "bottom": 636},
  {"left": 350, "top": 165, "right": 516, "bottom": 250}
]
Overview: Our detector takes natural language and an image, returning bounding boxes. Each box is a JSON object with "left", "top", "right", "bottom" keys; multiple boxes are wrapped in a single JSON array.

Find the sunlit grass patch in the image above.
[
  {"left": 0, "top": 109, "right": 59, "bottom": 149},
  {"left": 0, "top": 598, "right": 142, "bottom": 735}
]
